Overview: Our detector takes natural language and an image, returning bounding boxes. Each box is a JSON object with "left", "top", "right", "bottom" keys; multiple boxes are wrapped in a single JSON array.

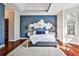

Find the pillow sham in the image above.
[{"left": 36, "top": 30, "right": 45, "bottom": 34}]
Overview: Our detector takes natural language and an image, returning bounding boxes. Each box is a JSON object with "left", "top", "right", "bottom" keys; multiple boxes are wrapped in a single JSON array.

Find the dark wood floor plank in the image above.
[
  {"left": 57, "top": 39, "right": 79, "bottom": 56},
  {"left": 0, "top": 39, "right": 26, "bottom": 56}
]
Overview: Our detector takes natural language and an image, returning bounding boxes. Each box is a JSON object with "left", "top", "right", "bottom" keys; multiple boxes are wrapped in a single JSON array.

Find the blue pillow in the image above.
[{"left": 36, "top": 30, "right": 45, "bottom": 34}]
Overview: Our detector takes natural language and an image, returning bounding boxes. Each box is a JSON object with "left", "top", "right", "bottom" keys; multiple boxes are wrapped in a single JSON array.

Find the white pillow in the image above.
[
  {"left": 45, "top": 31, "right": 48, "bottom": 34},
  {"left": 33, "top": 31, "right": 36, "bottom": 35}
]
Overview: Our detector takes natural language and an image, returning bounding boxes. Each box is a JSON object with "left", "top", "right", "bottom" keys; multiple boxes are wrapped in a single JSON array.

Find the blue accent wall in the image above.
[
  {"left": 20, "top": 15, "right": 57, "bottom": 37},
  {"left": 0, "top": 3, "right": 5, "bottom": 46}
]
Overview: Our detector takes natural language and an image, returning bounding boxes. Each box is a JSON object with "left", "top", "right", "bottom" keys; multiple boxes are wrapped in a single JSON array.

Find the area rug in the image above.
[{"left": 7, "top": 45, "right": 64, "bottom": 56}]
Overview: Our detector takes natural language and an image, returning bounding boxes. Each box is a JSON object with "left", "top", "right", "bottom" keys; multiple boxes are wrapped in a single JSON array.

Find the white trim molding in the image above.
[
  {"left": 0, "top": 44, "right": 5, "bottom": 48},
  {"left": 9, "top": 40, "right": 17, "bottom": 42},
  {"left": 9, "top": 38, "right": 28, "bottom": 42},
  {"left": 19, "top": 38, "right": 28, "bottom": 39}
]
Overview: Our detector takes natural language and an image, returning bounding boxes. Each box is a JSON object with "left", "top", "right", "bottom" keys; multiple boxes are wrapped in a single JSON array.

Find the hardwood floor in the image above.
[
  {"left": 0, "top": 39, "right": 25, "bottom": 56},
  {"left": 57, "top": 39, "right": 79, "bottom": 56},
  {"left": 0, "top": 39, "right": 79, "bottom": 56}
]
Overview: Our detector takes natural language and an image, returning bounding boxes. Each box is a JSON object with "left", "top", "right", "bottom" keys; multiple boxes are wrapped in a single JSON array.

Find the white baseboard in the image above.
[
  {"left": 0, "top": 44, "right": 5, "bottom": 48},
  {"left": 9, "top": 40, "right": 17, "bottom": 42},
  {"left": 19, "top": 38, "right": 28, "bottom": 39},
  {"left": 9, "top": 38, "right": 28, "bottom": 42}
]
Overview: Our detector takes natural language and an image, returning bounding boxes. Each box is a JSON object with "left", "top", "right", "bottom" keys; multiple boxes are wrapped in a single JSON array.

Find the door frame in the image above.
[{"left": 4, "top": 18, "right": 9, "bottom": 45}]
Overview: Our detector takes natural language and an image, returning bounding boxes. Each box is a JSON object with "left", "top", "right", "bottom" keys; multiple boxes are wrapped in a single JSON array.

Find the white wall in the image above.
[
  {"left": 14, "top": 11, "right": 20, "bottom": 40},
  {"left": 57, "top": 11, "right": 63, "bottom": 41},
  {"left": 77, "top": 6, "right": 79, "bottom": 43}
]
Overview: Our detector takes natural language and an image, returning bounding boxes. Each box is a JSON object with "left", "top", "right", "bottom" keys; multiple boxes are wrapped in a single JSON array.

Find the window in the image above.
[
  {"left": 63, "top": 9, "right": 77, "bottom": 43},
  {"left": 67, "top": 14, "right": 75, "bottom": 36}
]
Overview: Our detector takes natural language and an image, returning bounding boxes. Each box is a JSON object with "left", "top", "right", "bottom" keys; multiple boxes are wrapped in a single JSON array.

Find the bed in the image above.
[
  {"left": 28, "top": 20, "right": 56, "bottom": 46},
  {"left": 29, "top": 30, "right": 56, "bottom": 46}
]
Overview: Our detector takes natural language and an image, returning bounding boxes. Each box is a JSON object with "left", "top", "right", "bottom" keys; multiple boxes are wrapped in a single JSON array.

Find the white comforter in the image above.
[{"left": 30, "top": 34, "right": 56, "bottom": 44}]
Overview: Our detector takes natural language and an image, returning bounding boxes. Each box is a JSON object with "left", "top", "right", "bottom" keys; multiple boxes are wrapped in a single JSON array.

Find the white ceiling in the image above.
[
  {"left": 14, "top": 3, "right": 50, "bottom": 12},
  {"left": 48, "top": 3, "right": 79, "bottom": 14},
  {"left": 5, "top": 3, "right": 79, "bottom": 15}
]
